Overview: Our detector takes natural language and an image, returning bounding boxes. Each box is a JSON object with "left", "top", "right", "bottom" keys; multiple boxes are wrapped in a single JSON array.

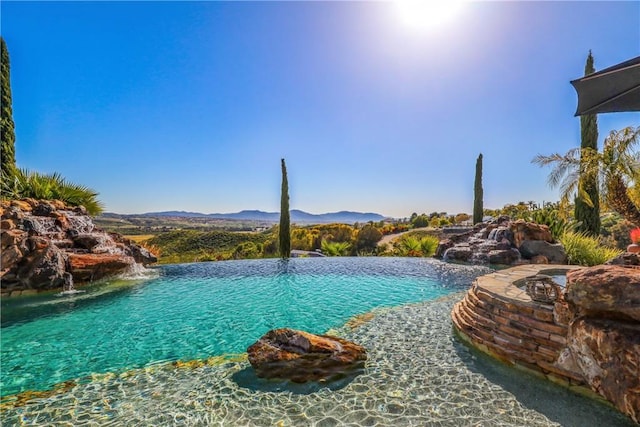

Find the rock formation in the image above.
[
  {"left": 564, "top": 265, "right": 640, "bottom": 322},
  {"left": 247, "top": 328, "right": 367, "bottom": 383},
  {"left": 436, "top": 217, "right": 567, "bottom": 266},
  {"left": 606, "top": 251, "right": 640, "bottom": 266},
  {"left": 452, "top": 263, "right": 640, "bottom": 423},
  {"left": 1, "top": 199, "right": 157, "bottom": 295},
  {"left": 560, "top": 265, "right": 640, "bottom": 423}
]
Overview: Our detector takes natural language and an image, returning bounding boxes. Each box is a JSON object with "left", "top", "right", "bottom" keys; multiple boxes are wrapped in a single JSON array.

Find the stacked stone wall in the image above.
[
  {"left": 452, "top": 283, "right": 583, "bottom": 385},
  {"left": 452, "top": 264, "right": 640, "bottom": 422}
]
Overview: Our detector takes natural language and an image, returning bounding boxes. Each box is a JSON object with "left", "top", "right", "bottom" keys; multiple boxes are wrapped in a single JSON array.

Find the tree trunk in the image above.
[{"left": 606, "top": 174, "right": 640, "bottom": 227}]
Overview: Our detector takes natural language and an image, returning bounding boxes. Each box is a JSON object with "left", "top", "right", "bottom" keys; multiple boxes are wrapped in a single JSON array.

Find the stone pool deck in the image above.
[{"left": 451, "top": 264, "right": 603, "bottom": 399}]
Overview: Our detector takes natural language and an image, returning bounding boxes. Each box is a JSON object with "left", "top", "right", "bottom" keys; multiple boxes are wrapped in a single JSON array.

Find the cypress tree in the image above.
[
  {"left": 473, "top": 153, "right": 483, "bottom": 224},
  {"left": 575, "top": 50, "right": 600, "bottom": 236},
  {"left": 1, "top": 37, "right": 16, "bottom": 179},
  {"left": 279, "top": 158, "right": 291, "bottom": 258}
]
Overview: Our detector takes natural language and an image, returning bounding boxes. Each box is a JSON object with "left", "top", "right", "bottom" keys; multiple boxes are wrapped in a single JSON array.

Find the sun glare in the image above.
[{"left": 394, "top": 1, "right": 464, "bottom": 33}]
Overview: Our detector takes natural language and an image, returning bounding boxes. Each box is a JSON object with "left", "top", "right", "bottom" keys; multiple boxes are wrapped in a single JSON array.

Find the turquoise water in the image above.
[{"left": 1, "top": 257, "right": 490, "bottom": 397}]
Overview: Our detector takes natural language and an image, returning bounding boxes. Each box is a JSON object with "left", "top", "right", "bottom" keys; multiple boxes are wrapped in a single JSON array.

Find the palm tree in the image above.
[{"left": 533, "top": 126, "right": 640, "bottom": 227}]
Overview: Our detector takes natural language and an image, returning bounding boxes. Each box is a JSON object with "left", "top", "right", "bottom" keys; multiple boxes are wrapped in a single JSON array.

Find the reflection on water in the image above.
[
  {"left": 232, "top": 365, "right": 363, "bottom": 394},
  {"left": 1, "top": 276, "right": 155, "bottom": 327}
]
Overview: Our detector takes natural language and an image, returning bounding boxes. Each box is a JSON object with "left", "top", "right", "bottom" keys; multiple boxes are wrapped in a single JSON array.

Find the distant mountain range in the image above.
[{"left": 102, "top": 209, "right": 387, "bottom": 224}]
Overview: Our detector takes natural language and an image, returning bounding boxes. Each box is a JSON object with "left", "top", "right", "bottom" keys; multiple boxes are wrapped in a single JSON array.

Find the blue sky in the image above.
[{"left": 2, "top": 1, "right": 639, "bottom": 218}]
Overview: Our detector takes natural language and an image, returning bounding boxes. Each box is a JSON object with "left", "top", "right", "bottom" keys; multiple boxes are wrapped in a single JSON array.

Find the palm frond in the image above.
[
  {"left": 558, "top": 170, "right": 579, "bottom": 203},
  {"left": 0, "top": 168, "right": 103, "bottom": 215}
]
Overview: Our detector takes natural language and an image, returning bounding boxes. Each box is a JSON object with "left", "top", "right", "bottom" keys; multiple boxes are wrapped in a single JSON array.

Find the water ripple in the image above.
[
  {"left": 1, "top": 258, "right": 490, "bottom": 397},
  {"left": 1, "top": 294, "right": 631, "bottom": 426}
]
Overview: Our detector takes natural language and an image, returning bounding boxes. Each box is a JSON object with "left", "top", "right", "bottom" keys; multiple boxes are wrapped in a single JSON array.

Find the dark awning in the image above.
[{"left": 570, "top": 56, "right": 640, "bottom": 116}]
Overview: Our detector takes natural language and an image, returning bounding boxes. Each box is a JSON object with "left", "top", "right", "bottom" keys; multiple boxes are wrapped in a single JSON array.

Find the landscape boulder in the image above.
[
  {"left": 73, "top": 233, "right": 113, "bottom": 252},
  {"left": 606, "top": 252, "right": 640, "bottom": 266},
  {"left": 564, "top": 265, "right": 640, "bottom": 322},
  {"left": 567, "top": 318, "right": 640, "bottom": 423},
  {"left": 32, "top": 201, "right": 55, "bottom": 217},
  {"left": 509, "top": 220, "right": 553, "bottom": 248},
  {"left": 247, "top": 328, "right": 367, "bottom": 383},
  {"left": 435, "top": 238, "right": 455, "bottom": 259},
  {"left": 127, "top": 244, "right": 158, "bottom": 265},
  {"left": 550, "top": 263, "right": 640, "bottom": 423},
  {"left": 519, "top": 240, "right": 567, "bottom": 264},
  {"left": 16, "top": 244, "right": 69, "bottom": 290},
  {"left": 487, "top": 248, "right": 521, "bottom": 265},
  {"left": 437, "top": 217, "right": 565, "bottom": 267},
  {"left": 1, "top": 199, "right": 157, "bottom": 294},
  {"left": 68, "top": 253, "right": 136, "bottom": 283},
  {"left": 443, "top": 245, "right": 472, "bottom": 262},
  {"left": 486, "top": 226, "right": 514, "bottom": 245}
]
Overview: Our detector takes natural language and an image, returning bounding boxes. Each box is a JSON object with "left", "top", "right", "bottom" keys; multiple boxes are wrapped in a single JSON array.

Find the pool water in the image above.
[
  {"left": 0, "top": 257, "right": 488, "bottom": 397},
  {"left": 1, "top": 258, "right": 632, "bottom": 426},
  {"left": 551, "top": 274, "right": 567, "bottom": 287}
]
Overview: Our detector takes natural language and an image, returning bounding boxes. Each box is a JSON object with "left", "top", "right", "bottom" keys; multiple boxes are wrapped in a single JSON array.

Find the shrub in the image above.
[
  {"left": 559, "top": 231, "right": 623, "bottom": 266},
  {"left": 355, "top": 224, "right": 383, "bottom": 252},
  {"left": 412, "top": 214, "right": 429, "bottom": 228},
  {"left": 1, "top": 168, "right": 103, "bottom": 215},
  {"left": 527, "top": 207, "right": 574, "bottom": 241},
  {"left": 321, "top": 240, "right": 351, "bottom": 256},
  {"left": 233, "top": 242, "right": 261, "bottom": 259},
  {"left": 291, "top": 228, "right": 318, "bottom": 251},
  {"left": 419, "top": 235, "right": 440, "bottom": 257},
  {"left": 394, "top": 235, "right": 438, "bottom": 257},
  {"left": 147, "top": 229, "right": 268, "bottom": 263},
  {"left": 395, "top": 236, "right": 421, "bottom": 256},
  {"left": 600, "top": 214, "right": 635, "bottom": 249}
]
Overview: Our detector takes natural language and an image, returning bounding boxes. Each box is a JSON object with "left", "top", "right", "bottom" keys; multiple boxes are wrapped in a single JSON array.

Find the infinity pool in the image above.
[{"left": 1, "top": 258, "right": 632, "bottom": 425}]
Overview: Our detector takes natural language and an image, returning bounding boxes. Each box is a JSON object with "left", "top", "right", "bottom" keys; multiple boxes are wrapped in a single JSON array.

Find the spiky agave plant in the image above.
[
  {"left": 396, "top": 236, "right": 422, "bottom": 257},
  {"left": 419, "top": 235, "right": 440, "bottom": 257},
  {"left": 320, "top": 240, "right": 351, "bottom": 256},
  {"left": 1, "top": 168, "right": 103, "bottom": 215}
]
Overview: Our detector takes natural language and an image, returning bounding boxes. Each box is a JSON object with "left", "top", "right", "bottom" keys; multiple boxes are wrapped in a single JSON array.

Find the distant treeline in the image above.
[{"left": 141, "top": 221, "right": 443, "bottom": 264}]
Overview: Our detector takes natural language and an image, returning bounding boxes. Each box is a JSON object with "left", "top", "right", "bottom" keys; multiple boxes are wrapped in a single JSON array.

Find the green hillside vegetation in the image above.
[
  {"left": 143, "top": 222, "right": 382, "bottom": 263},
  {"left": 146, "top": 230, "right": 272, "bottom": 264},
  {"left": 143, "top": 220, "right": 448, "bottom": 264},
  {"left": 129, "top": 199, "right": 630, "bottom": 266},
  {"left": 95, "top": 214, "right": 263, "bottom": 234}
]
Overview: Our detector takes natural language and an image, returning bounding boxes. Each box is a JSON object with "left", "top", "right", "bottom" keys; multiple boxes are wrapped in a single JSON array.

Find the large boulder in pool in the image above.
[{"left": 247, "top": 328, "right": 367, "bottom": 383}]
